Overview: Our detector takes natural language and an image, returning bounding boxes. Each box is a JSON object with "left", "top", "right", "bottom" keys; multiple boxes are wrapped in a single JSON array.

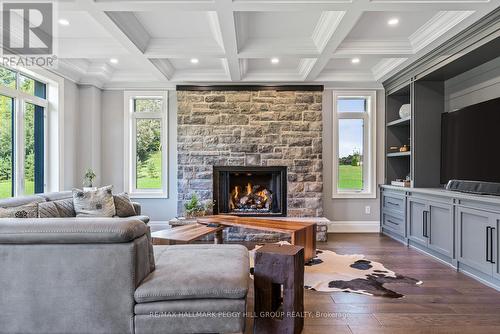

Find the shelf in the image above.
[
  {"left": 387, "top": 117, "right": 411, "bottom": 127},
  {"left": 387, "top": 151, "right": 411, "bottom": 157}
]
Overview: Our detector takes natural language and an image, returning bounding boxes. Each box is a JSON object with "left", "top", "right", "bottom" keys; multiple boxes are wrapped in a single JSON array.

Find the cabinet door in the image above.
[
  {"left": 457, "top": 207, "right": 493, "bottom": 276},
  {"left": 427, "top": 202, "right": 454, "bottom": 258},
  {"left": 493, "top": 217, "right": 500, "bottom": 281},
  {"left": 407, "top": 198, "right": 427, "bottom": 246}
]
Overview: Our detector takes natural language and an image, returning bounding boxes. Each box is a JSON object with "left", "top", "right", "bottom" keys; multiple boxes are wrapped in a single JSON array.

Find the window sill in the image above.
[
  {"left": 331, "top": 192, "right": 377, "bottom": 199},
  {"left": 129, "top": 192, "right": 169, "bottom": 199}
]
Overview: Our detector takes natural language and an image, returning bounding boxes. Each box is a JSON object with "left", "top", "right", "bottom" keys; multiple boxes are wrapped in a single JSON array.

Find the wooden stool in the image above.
[{"left": 254, "top": 244, "right": 304, "bottom": 334}]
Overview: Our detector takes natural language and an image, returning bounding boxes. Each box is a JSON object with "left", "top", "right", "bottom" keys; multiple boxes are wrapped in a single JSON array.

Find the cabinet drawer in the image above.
[
  {"left": 382, "top": 211, "right": 405, "bottom": 234},
  {"left": 383, "top": 194, "right": 405, "bottom": 213}
]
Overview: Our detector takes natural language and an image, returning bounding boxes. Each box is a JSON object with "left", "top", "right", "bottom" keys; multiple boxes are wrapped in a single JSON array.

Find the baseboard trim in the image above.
[{"left": 328, "top": 221, "right": 380, "bottom": 233}]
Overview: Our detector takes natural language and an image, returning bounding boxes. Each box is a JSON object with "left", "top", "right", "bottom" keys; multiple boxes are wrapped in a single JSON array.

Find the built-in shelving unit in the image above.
[
  {"left": 386, "top": 117, "right": 410, "bottom": 127},
  {"left": 385, "top": 84, "right": 411, "bottom": 185},
  {"left": 387, "top": 151, "right": 411, "bottom": 158}
]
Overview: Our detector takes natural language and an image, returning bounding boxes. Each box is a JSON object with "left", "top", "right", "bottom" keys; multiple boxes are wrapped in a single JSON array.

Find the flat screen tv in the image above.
[{"left": 441, "top": 97, "right": 500, "bottom": 184}]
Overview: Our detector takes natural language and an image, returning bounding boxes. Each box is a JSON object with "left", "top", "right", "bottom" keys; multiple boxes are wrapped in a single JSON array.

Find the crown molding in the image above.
[
  {"left": 372, "top": 58, "right": 408, "bottom": 81},
  {"left": 409, "top": 10, "right": 474, "bottom": 53},
  {"left": 144, "top": 38, "right": 225, "bottom": 58},
  {"left": 312, "top": 11, "right": 346, "bottom": 52}
]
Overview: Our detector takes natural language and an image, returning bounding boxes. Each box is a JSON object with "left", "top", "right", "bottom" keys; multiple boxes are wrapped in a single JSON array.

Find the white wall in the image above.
[
  {"left": 322, "top": 89, "right": 385, "bottom": 230},
  {"left": 62, "top": 79, "right": 79, "bottom": 189},
  {"left": 76, "top": 85, "right": 102, "bottom": 186},
  {"left": 445, "top": 56, "right": 500, "bottom": 111},
  {"left": 100, "top": 90, "right": 178, "bottom": 220}
]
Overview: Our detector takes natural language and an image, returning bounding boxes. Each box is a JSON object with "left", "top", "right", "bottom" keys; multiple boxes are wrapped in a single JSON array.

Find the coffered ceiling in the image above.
[{"left": 35, "top": 0, "right": 500, "bottom": 88}]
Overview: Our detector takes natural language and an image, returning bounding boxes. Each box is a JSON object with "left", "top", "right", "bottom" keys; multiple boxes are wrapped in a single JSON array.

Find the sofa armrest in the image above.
[
  {"left": 0, "top": 217, "right": 147, "bottom": 244},
  {"left": 132, "top": 202, "right": 142, "bottom": 215}
]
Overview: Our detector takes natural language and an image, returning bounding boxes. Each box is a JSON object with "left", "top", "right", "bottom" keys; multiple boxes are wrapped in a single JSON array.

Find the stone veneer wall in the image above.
[{"left": 177, "top": 89, "right": 323, "bottom": 225}]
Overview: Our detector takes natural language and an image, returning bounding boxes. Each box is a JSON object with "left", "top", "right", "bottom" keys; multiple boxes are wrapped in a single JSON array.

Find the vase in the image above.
[{"left": 399, "top": 104, "right": 411, "bottom": 119}]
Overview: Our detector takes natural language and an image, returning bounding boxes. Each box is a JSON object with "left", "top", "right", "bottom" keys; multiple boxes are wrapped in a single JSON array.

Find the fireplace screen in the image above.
[{"left": 213, "top": 166, "right": 287, "bottom": 216}]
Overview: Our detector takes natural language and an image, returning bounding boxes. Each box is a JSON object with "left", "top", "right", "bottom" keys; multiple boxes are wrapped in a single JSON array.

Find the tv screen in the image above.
[{"left": 441, "top": 97, "right": 500, "bottom": 184}]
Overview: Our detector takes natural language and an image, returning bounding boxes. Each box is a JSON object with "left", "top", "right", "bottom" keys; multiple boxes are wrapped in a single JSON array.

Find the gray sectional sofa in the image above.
[{"left": 0, "top": 192, "right": 249, "bottom": 334}]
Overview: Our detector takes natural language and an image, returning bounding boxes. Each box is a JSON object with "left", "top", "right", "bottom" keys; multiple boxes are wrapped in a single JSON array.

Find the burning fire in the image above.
[{"left": 229, "top": 182, "right": 272, "bottom": 212}]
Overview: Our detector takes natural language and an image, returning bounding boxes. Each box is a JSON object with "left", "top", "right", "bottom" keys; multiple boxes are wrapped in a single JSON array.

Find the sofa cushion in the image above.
[
  {"left": 134, "top": 244, "right": 249, "bottom": 303},
  {"left": 0, "top": 195, "right": 45, "bottom": 208},
  {"left": 38, "top": 201, "right": 60, "bottom": 218},
  {"left": 0, "top": 202, "right": 39, "bottom": 218},
  {"left": 38, "top": 191, "right": 73, "bottom": 202},
  {"left": 73, "top": 185, "right": 116, "bottom": 217},
  {"left": 113, "top": 192, "right": 136, "bottom": 217}
]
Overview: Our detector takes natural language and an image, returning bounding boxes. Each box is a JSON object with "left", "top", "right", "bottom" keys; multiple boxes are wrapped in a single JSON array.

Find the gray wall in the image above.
[
  {"left": 445, "top": 56, "right": 500, "bottom": 111},
  {"left": 100, "top": 90, "right": 178, "bottom": 220},
  {"left": 322, "top": 89, "right": 385, "bottom": 222}
]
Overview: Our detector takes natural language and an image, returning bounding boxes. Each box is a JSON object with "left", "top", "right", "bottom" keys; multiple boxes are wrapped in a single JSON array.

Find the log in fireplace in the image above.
[{"left": 213, "top": 166, "right": 287, "bottom": 217}]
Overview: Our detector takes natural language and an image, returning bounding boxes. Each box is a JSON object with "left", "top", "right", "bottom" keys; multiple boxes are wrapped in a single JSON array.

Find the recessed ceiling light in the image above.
[
  {"left": 190, "top": 58, "right": 199, "bottom": 64},
  {"left": 351, "top": 58, "right": 360, "bottom": 64},
  {"left": 388, "top": 18, "right": 399, "bottom": 26},
  {"left": 109, "top": 58, "right": 119, "bottom": 64},
  {"left": 271, "top": 58, "right": 280, "bottom": 64},
  {"left": 58, "top": 18, "right": 70, "bottom": 26}
]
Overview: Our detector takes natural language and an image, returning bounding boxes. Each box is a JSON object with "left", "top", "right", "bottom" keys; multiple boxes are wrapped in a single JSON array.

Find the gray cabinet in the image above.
[
  {"left": 407, "top": 198, "right": 427, "bottom": 246},
  {"left": 408, "top": 197, "right": 453, "bottom": 258},
  {"left": 427, "top": 202, "right": 454, "bottom": 258},
  {"left": 457, "top": 207, "right": 497, "bottom": 276}
]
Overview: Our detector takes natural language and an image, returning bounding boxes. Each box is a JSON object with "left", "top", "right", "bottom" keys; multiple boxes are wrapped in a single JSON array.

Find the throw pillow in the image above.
[
  {"left": 0, "top": 202, "right": 39, "bottom": 218},
  {"left": 38, "top": 201, "right": 60, "bottom": 218},
  {"left": 113, "top": 192, "right": 136, "bottom": 217},
  {"left": 72, "top": 185, "right": 116, "bottom": 217},
  {"left": 53, "top": 198, "right": 76, "bottom": 217}
]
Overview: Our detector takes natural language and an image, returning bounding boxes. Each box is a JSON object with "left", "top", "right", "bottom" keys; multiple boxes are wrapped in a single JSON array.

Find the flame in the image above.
[
  {"left": 256, "top": 190, "right": 268, "bottom": 202},
  {"left": 246, "top": 182, "right": 252, "bottom": 195}
]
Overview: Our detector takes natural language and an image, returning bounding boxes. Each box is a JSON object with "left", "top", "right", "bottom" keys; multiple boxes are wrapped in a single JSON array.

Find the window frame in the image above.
[
  {"left": 0, "top": 70, "right": 48, "bottom": 197},
  {"left": 123, "top": 91, "right": 168, "bottom": 198},
  {"left": 332, "top": 90, "right": 377, "bottom": 199}
]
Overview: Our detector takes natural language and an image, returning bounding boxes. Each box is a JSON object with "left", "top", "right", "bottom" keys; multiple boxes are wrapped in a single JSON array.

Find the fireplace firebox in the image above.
[{"left": 213, "top": 166, "right": 287, "bottom": 217}]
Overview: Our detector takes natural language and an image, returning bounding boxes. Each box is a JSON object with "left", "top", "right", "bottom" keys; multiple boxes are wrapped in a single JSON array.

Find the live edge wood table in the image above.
[
  {"left": 151, "top": 223, "right": 224, "bottom": 245},
  {"left": 197, "top": 215, "right": 317, "bottom": 262}
]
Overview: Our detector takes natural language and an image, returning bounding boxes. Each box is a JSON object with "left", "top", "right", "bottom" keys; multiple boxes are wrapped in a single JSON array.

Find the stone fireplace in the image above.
[
  {"left": 177, "top": 86, "right": 324, "bottom": 227},
  {"left": 213, "top": 166, "right": 287, "bottom": 217}
]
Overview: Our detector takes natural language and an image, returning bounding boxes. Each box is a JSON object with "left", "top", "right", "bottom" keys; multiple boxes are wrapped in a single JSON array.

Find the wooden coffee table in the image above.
[
  {"left": 151, "top": 223, "right": 224, "bottom": 245},
  {"left": 197, "top": 215, "right": 317, "bottom": 262}
]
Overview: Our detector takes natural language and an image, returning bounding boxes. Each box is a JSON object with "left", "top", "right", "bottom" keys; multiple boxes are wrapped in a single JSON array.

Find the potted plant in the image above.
[
  {"left": 83, "top": 168, "right": 97, "bottom": 191},
  {"left": 184, "top": 193, "right": 214, "bottom": 218}
]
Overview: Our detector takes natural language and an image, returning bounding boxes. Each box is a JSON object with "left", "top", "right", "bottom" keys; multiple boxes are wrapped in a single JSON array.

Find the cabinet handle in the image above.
[
  {"left": 387, "top": 201, "right": 399, "bottom": 207},
  {"left": 491, "top": 227, "right": 496, "bottom": 264},
  {"left": 423, "top": 211, "right": 428, "bottom": 238},
  {"left": 386, "top": 219, "right": 398, "bottom": 225},
  {"left": 486, "top": 226, "right": 491, "bottom": 263}
]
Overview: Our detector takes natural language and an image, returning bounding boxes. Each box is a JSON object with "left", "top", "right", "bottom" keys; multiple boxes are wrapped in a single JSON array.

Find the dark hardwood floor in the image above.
[{"left": 244, "top": 233, "right": 500, "bottom": 334}]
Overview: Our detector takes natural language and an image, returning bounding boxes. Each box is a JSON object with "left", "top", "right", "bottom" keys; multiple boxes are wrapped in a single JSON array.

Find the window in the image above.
[
  {"left": 0, "top": 67, "right": 47, "bottom": 198},
  {"left": 124, "top": 92, "right": 168, "bottom": 198},
  {"left": 332, "top": 91, "right": 376, "bottom": 198}
]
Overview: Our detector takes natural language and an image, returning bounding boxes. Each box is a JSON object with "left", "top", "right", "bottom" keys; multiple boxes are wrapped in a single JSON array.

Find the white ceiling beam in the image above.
[
  {"left": 231, "top": 0, "right": 490, "bottom": 12},
  {"left": 144, "top": 39, "right": 225, "bottom": 58},
  {"left": 214, "top": 0, "right": 241, "bottom": 81},
  {"left": 57, "top": 38, "right": 128, "bottom": 58},
  {"left": 305, "top": 9, "right": 364, "bottom": 81},
  {"left": 77, "top": 0, "right": 170, "bottom": 81},
  {"left": 335, "top": 39, "right": 414, "bottom": 56},
  {"left": 92, "top": 0, "right": 215, "bottom": 12}
]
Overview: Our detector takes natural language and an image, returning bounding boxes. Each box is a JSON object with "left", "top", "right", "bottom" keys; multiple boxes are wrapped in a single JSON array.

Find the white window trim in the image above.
[
  {"left": 332, "top": 90, "right": 377, "bottom": 199},
  {"left": 123, "top": 91, "right": 168, "bottom": 198},
  {"left": 0, "top": 69, "right": 54, "bottom": 196}
]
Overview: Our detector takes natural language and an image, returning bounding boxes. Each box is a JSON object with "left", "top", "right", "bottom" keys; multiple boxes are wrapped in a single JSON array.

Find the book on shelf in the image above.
[{"left": 391, "top": 180, "right": 411, "bottom": 187}]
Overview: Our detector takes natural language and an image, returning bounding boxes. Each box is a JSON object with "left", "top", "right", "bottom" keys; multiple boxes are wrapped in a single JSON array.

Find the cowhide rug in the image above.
[{"left": 250, "top": 242, "right": 422, "bottom": 298}]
